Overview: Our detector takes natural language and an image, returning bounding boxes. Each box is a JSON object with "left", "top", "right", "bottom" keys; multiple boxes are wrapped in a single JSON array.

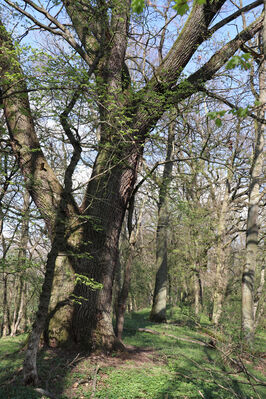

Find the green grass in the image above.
[{"left": 0, "top": 308, "right": 265, "bottom": 399}]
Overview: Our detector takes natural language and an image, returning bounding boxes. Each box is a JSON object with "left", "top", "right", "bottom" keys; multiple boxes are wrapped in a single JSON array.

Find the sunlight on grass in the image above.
[{"left": 0, "top": 307, "right": 265, "bottom": 399}]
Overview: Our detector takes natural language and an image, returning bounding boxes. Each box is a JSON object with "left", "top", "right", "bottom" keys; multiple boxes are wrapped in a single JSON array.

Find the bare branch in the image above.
[
  {"left": 3, "top": 0, "right": 94, "bottom": 66},
  {"left": 209, "top": 0, "right": 263, "bottom": 35}
]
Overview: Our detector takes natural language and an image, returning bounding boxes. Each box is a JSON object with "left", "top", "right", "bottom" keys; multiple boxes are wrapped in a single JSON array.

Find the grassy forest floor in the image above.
[{"left": 0, "top": 307, "right": 265, "bottom": 399}]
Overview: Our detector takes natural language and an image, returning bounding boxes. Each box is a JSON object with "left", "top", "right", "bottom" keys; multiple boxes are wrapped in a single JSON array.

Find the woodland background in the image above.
[{"left": 0, "top": 0, "right": 265, "bottom": 396}]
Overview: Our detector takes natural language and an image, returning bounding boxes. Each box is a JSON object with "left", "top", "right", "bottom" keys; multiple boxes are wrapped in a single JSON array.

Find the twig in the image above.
[
  {"left": 34, "top": 387, "right": 58, "bottom": 399},
  {"left": 91, "top": 364, "right": 100, "bottom": 398}
]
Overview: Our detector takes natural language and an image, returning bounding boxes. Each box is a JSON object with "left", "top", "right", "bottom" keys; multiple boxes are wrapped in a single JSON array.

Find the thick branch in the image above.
[
  {"left": 0, "top": 20, "right": 79, "bottom": 234},
  {"left": 172, "top": 15, "right": 264, "bottom": 103},
  {"left": 133, "top": 11, "right": 263, "bottom": 140}
]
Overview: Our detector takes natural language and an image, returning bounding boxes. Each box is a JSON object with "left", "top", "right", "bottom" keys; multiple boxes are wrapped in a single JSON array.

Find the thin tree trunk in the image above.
[
  {"left": 11, "top": 189, "right": 30, "bottom": 336},
  {"left": 22, "top": 282, "right": 29, "bottom": 332},
  {"left": 115, "top": 255, "right": 133, "bottom": 340},
  {"left": 211, "top": 208, "right": 229, "bottom": 326},
  {"left": 254, "top": 263, "right": 265, "bottom": 318},
  {"left": 212, "top": 138, "right": 238, "bottom": 325},
  {"left": 11, "top": 278, "right": 25, "bottom": 336},
  {"left": 23, "top": 242, "right": 59, "bottom": 386},
  {"left": 194, "top": 269, "right": 203, "bottom": 316},
  {"left": 194, "top": 273, "right": 200, "bottom": 316},
  {"left": 2, "top": 274, "right": 11, "bottom": 336},
  {"left": 150, "top": 114, "right": 175, "bottom": 322},
  {"left": 241, "top": 20, "right": 265, "bottom": 344},
  {"left": 10, "top": 277, "right": 23, "bottom": 336},
  {"left": 115, "top": 197, "right": 145, "bottom": 340}
]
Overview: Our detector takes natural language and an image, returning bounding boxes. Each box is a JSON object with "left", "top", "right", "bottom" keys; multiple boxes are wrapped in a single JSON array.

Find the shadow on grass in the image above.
[
  {"left": 1, "top": 309, "right": 264, "bottom": 399},
  {"left": 150, "top": 344, "right": 262, "bottom": 399},
  {"left": 0, "top": 340, "right": 91, "bottom": 399}
]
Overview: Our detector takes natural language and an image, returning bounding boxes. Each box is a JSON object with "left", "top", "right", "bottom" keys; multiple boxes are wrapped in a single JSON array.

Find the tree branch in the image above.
[
  {"left": 200, "top": 87, "right": 266, "bottom": 124},
  {"left": 59, "top": 90, "right": 82, "bottom": 194},
  {"left": 3, "top": 0, "right": 94, "bottom": 66},
  {"left": 209, "top": 0, "right": 263, "bottom": 35}
]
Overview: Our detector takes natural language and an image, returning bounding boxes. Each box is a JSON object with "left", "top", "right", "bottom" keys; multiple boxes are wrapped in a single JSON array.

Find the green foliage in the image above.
[
  {"left": 173, "top": 0, "right": 190, "bottom": 16},
  {"left": 70, "top": 275, "right": 103, "bottom": 304},
  {"left": 75, "top": 274, "right": 103, "bottom": 290},
  {"left": 132, "top": 0, "right": 208, "bottom": 16},
  {"left": 207, "top": 106, "right": 251, "bottom": 126},
  {"left": 131, "top": 0, "right": 145, "bottom": 14},
  {"left": 231, "top": 107, "right": 249, "bottom": 118},
  {"left": 226, "top": 53, "right": 252, "bottom": 71},
  {"left": 207, "top": 110, "right": 226, "bottom": 127}
]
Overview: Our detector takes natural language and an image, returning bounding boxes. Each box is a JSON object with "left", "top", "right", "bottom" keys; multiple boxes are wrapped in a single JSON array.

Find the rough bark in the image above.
[
  {"left": 241, "top": 11, "right": 265, "bottom": 344},
  {"left": 70, "top": 144, "right": 140, "bottom": 350},
  {"left": 150, "top": 114, "right": 175, "bottom": 322}
]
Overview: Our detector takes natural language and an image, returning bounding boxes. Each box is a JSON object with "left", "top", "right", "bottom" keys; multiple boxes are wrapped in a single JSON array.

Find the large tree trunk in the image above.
[
  {"left": 45, "top": 143, "right": 141, "bottom": 351},
  {"left": 150, "top": 115, "right": 175, "bottom": 322},
  {"left": 241, "top": 16, "right": 265, "bottom": 344},
  {"left": 69, "top": 145, "right": 140, "bottom": 350}
]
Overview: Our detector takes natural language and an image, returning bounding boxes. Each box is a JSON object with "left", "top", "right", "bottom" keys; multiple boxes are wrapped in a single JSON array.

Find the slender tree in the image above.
[
  {"left": 241, "top": 4, "right": 265, "bottom": 345},
  {"left": 150, "top": 111, "right": 175, "bottom": 322}
]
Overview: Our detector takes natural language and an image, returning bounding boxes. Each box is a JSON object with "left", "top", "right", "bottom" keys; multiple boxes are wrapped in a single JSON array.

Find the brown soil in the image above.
[{"left": 88, "top": 345, "right": 164, "bottom": 368}]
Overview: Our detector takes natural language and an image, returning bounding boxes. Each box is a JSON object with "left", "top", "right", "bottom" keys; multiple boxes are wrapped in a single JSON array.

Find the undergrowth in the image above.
[{"left": 0, "top": 307, "right": 265, "bottom": 399}]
